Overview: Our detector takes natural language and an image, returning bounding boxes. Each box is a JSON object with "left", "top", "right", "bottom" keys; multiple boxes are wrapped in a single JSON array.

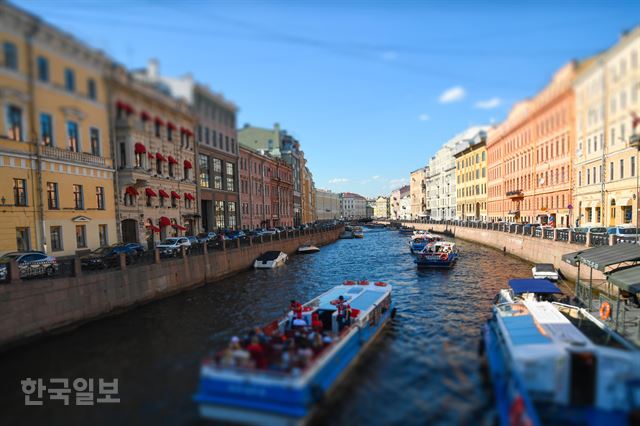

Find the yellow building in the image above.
[
  {"left": 374, "top": 196, "right": 389, "bottom": 218},
  {"left": 410, "top": 167, "right": 427, "bottom": 219},
  {"left": 455, "top": 140, "right": 488, "bottom": 220},
  {"left": 0, "top": 3, "right": 115, "bottom": 256},
  {"left": 301, "top": 162, "right": 316, "bottom": 224},
  {"left": 574, "top": 27, "right": 640, "bottom": 227}
]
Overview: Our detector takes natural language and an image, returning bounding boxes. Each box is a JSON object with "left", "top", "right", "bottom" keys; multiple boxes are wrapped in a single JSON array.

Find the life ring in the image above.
[
  {"left": 374, "top": 281, "right": 387, "bottom": 287},
  {"left": 440, "top": 253, "right": 448, "bottom": 261},
  {"left": 508, "top": 395, "right": 527, "bottom": 426},
  {"left": 344, "top": 280, "right": 355, "bottom": 285},
  {"left": 599, "top": 301, "right": 611, "bottom": 321},
  {"left": 358, "top": 280, "right": 369, "bottom": 285}
]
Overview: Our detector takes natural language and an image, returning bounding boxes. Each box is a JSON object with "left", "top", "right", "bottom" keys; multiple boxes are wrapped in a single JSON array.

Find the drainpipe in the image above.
[{"left": 106, "top": 70, "right": 122, "bottom": 243}]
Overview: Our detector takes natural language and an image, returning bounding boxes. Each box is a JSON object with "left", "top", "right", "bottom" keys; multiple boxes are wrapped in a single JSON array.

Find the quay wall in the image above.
[{"left": 0, "top": 228, "right": 341, "bottom": 349}]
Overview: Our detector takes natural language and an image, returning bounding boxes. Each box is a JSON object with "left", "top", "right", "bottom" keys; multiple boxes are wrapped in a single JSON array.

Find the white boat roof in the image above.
[{"left": 310, "top": 283, "right": 391, "bottom": 312}]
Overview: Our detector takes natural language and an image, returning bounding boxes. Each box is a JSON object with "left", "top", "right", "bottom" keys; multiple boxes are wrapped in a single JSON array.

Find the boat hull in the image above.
[{"left": 414, "top": 254, "right": 458, "bottom": 268}]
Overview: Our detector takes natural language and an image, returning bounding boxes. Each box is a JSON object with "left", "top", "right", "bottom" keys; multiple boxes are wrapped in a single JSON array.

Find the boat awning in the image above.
[
  {"left": 561, "top": 244, "right": 640, "bottom": 271},
  {"left": 508, "top": 279, "right": 562, "bottom": 294},
  {"left": 607, "top": 266, "right": 640, "bottom": 293}
]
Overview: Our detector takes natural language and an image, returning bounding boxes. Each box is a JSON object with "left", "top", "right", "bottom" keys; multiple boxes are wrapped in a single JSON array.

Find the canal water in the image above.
[{"left": 0, "top": 228, "right": 534, "bottom": 426}]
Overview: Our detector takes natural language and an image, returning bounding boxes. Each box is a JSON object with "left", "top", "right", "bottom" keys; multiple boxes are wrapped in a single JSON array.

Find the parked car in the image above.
[
  {"left": 225, "top": 230, "right": 247, "bottom": 241},
  {"left": 607, "top": 226, "right": 639, "bottom": 237},
  {"left": 122, "top": 242, "right": 145, "bottom": 257},
  {"left": 186, "top": 236, "right": 200, "bottom": 246},
  {"left": 156, "top": 237, "right": 191, "bottom": 257},
  {"left": 261, "top": 229, "right": 278, "bottom": 236},
  {"left": 575, "top": 226, "right": 608, "bottom": 234},
  {"left": 81, "top": 245, "right": 136, "bottom": 270},
  {"left": 523, "top": 223, "right": 540, "bottom": 233},
  {"left": 0, "top": 251, "right": 59, "bottom": 280},
  {"left": 197, "top": 232, "right": 217, "bottom": 243}
]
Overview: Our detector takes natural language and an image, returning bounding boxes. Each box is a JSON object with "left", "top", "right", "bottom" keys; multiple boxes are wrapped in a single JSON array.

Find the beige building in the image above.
[
  {"left": 574, "top": 27, "right": 640, "bottom": 227},
  {"left": 374, "top": 196, "right": 389, "bottom": 218},
  {"left": 455, "top": 140, "right": 488, "bottom": 220},
  {"left": 410, "top": 166, "right": 427, "bottom": 219},
  {"left": 315, "top": 188, "right": 340, "bottom": 221}
]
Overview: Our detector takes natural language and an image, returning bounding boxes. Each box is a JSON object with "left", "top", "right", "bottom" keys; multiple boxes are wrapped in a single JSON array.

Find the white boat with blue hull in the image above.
[
  {"left": 483, "top": 279, "right": 640, "bottom": 426},
  {"left": 414, "top": 241, "right": 458, "bottom": 268},
  {"left": 194, "top": 281, "right": 395, "bottom": 425},
  {"left": 409, "top": 233, "right": 442, "bottom": 254}
]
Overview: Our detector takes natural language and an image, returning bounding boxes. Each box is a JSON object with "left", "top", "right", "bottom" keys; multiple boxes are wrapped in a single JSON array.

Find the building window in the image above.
[
  {"left": 146, "top": 194, "right": 153, "bottom": 207},
  {"left": 87, "top": 79, "right": 97, "bottom": 100},
  {"left": 90, "top": 128, "right": 100, "bottom": 156},
  {"left": 96, "top": 186, "right": 105, "bottom": 210},
  {"left": 40, "top": 113, "right": 53, "bottom": 146},
  {"left": 64, "top": 68, "right": 75, "bottom": 92},
  {"left": 76, "top": 225, "right": 87, "bottom": 248},
  {"left": 37, "top": 56, "right": 49, "bottom": 82},
  {"left": 205, "top": 127, "right": 210, "bottom": 144},
  {"left": 199, "top": 154, "right": 210, "bottom": 188},
  {"left": 610, "top": 161, "right": 614, "bottom": 181},
  {"left": 98, "top": 224, "right": 108, "bottom": 246},
  {"left": 134, "top": 151, "right": 143, "bottom": 168},
  {"left": 225, "top": 162, "right": 235, "bottom": 191},
  {"left": 215, "top": 200, "right": 225, "bottom": 229},
  {"left": 73, "top": 184, "right": 84, "bottom": 209},
  {"left": 50, "top": 226, "right": 63, "bottom": 252},
  {"left": 155, "top": 121, "right": 161, "bottom": 137},
  {"left": 213, "top": 158, "right": 223, "bottom": 189},
  {"left": 156, "top": 158, "right": 163, "bottom": 175},
  {"left": 7, "top": 104, "right": 23, "bottom": 141},
  {"left": 168, "top": 161, "right": 174, "bottom": 177},
  {"left": 67, "top": 121, "right": 80, "bottom": 152},
  {"left": 620, "top": 159, "right": 625, "bottom": 179},
  {"left": 16, "top": 227, "right": 30, "bottom": 251},
  {"left": 47, "top": 182, "right": 59, "bottom": 209},
  {"left": 228, "top": 201, "right": 237, "bottom": 229},
  {"left": 167, "top": 126, "right": 173, "bottom": 141},
  {"left": 185, "top": 196, "right": 192, "bottom": 209},
  {"left": 13, "top": 178, "right": 27, "bottom": 206},
  {"left": 3, "top": 42, "right": 17, "bottom": 70},
  {"left": 633, "top": 156, "right": 636, "bottom": 177},
  {"left": 578, "top": 171, "right": 582, "bottom": 186}
]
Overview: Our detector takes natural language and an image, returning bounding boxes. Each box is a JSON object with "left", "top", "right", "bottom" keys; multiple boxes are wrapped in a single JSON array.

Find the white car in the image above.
[{"left": 157, "top": 237, "right": 191, "bottom": 257}]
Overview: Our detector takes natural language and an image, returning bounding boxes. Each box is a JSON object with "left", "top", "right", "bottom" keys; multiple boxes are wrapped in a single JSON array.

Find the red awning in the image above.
[
  {"left": 156, "top": 152, "right": 166, "bottom": 161},
  {"left": 146, "top": 224, "right": 160, "bottom": 233},
  {"left": 125, "top": 186, "right": 139, "bottom": 196},
  {"left": 145, "top": 188, "right": 157, "bottom": 197},
  {"left": 159, "top": 216, "right": 171, "bottom": 227},
  {"left": 180, "top": 127, "right": 193, "bottom": 136},
  {"left": 167, "top": 122, "right": 177, "bottom": 130},
  {"left": 184, "top": 193, "right": 195, "bottom": 201},
  {"left": 170, "top": 191, "right": 181, "bottom": 199},
  {"left": 140, "top": 111, "right": 151, "bottom": 121},
  {"left": 167, "top": 155, "right": 178, "bottom": 165},
  {"left": 134, "top": 142, "right": 147, "bottom": 154},
  {"left": 147, "top": 152, "right": 154, "bottom": 159},
  {"left": 155, "top": 117, "right": 165, "bottom": 125},
  {"left": 183, "top": 160, "right": 193, "bottom": 169},
  {"left": 116, "top": 101, "right": 135, "bottom": 114},
  {"left": 158, "top": 189, "right": 170, "bottom": 198},
  {"left": 172, "top": 224, "right": 187, "bottom": 231}
]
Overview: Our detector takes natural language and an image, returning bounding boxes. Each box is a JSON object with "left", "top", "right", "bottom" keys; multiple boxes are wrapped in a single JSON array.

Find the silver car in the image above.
[{"left": 0, "top": 251, "right": 59, "bottom": 280}]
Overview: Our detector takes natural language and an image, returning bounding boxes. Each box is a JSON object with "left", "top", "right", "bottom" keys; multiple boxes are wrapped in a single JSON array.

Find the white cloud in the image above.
[
  {"left": 371, "top": 175, "right": 381, "bottom": 180},
  {"left": 418, "top": 113, "right": 430, "bottom": 122},
  {"left": 328, "top": 177, "right": 349, "bottom": 184},
  {"left": 380, "top": 51, "right": 398, "bottom": 61},
  {"left": 387, "top": 177, "right": 408, "bottom": 188},
  {"left": 438, "top": 86, "right": 466, "bottom": 104},
  {"left": 474, "top": 97, "right": 502, "bottom": 109}
]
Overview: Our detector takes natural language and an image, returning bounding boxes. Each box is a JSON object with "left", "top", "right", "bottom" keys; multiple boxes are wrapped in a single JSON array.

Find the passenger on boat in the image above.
[
  {"left": 311, "top": 313, "right": 323, "bottom": 332},
  {"left": 292, "top": 317, "right": 307, "bottom": 328},
  {"left": 336, "top": 295, "right": 351, "bottom": 331},
  {"left": 289, "top": 299, "right": 303, "bottom": 327},
  {"left": 229, "top": 336, "right": 251, "bottom": 367},
  {"left": 247, "top": 336, "right": 268, "bottom": 369}
]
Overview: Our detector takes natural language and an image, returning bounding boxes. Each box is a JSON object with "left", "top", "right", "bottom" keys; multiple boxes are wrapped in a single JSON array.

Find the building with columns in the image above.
[
  {"left": 574, "top": 28, "right": 640, "bottom": 227},
  {"left": 455, "top": 139, "right": 488, "bottom": 221}
]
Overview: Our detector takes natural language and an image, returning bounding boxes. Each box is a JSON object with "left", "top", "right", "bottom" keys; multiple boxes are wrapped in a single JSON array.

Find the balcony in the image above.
[
  {"left": 41, "top": 145, "right": 107, "bottom": 167},
  {"left": 506, "top": 189, "right": 524, "bottom": 199}
]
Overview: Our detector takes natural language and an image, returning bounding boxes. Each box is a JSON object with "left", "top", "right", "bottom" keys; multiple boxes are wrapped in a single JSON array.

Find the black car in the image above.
[{"left": 80, "top": 246, "right": 135, "bottom": 270}]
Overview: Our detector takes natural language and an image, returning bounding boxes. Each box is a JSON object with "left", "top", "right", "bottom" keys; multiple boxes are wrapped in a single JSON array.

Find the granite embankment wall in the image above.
[
  {"left": 378, "top": 222, "right": 604, "bottom": 283},
  {"left": 0, "top": 228, "right": 341, "bottom": 349}
]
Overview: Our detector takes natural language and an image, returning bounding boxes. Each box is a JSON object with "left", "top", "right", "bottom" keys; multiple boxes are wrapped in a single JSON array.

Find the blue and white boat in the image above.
[
  {"left": 398, "top": 226, "right": 415, "bottom": 235},
  {"left": 194, "top": 281, "right": 395, "bottom": 425},
  {"left": 409, "top": 233, "right": 442, "bottom": 254},
  {"left": 414, "top": 241, "right": 458, "bottom": 268},
  {"left": 483, "top": 279, "right": 640, "bottom": 426}
]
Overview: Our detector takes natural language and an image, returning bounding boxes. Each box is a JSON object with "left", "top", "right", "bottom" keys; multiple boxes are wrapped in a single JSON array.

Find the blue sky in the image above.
[{"left": 20, "top": 0, "right": 639, "bottom": 197}]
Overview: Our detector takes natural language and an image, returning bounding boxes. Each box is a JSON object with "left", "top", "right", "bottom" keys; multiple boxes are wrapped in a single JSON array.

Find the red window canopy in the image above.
[
  {"left": 116, "top": 100, "right": 135, "bottom": 114},
  {"left": 183, "top": 159, "right": 193, "bottom": 169},
  {"left": 180, "top": 127, "right": 193, "bottom": 137},
  {"left": 140, "top": 111, "right": 151, "bottom": 121},
  {"left": 170, "top": 191, "right": 181, "bottom": 199},
  {"left": 145, "top": 188, "right": 157, "bottom": 197},
  {"left": 155, "top": 117, "right": 165, "bottom": 125},
  {"left": 146, "top": 224, "right": 160, "bottom": 233},
  {"left": 125, "top": 186, "right": 139, "bottom": 196},
  {"left": 167, "top": 122, "right": 177, "bottom": 131},
  {"left": 172, "top": 224, "right": 187, "bottom": 231},
  {"left": 184, "top": 193, "right": 195, "bottom": 201},
  {"left": 167, "top": 155, "right": 178, "bottom": 165},
  {"left": 159, "top": 216, "right": 171, "bottom": 227},
  {"left": 147, "top": 152, "right": 154, "bottom": 159},
  {"left": 134, "top": 142, "right": 147, "bottom": 154},
  {"left": 158, "top": 189, "right": 170, "bottom": 198},
  {"left": 156, "top": 152, "right": 167, "bottom": 161}
]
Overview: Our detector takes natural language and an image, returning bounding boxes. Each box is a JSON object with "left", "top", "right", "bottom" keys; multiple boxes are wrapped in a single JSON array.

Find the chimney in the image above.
[{"left": 148, "top": 58, "right": 159, "bottom": 79}]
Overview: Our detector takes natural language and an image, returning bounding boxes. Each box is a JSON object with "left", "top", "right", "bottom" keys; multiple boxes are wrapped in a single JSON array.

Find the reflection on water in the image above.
[{"left": 0, "top": 228, "right": 533, "bottom": 426}]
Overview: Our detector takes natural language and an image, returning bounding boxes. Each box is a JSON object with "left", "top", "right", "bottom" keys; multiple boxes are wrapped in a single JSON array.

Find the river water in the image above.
[{"left": 0, "top": 228, "right": 535, "bottom": 426}]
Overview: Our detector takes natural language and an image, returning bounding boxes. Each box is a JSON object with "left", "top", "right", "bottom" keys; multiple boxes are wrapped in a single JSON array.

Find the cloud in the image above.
[
  {"left": 387, "top": 177, "right": 408, "bottom": 188},
  {"left": 371, "top": 175, "right": 381, "bottom": 180},
  {"left": 380, "top": 51, "right": 398, "bottom": 61},
  {"left": 328, "top": 177, "right": 349, "bottom": 184},
  {"left": 475, "top": 97, "right": 502, "bottom": 109},
  {"left": 438, "top": 86, "right": 466, "bottom": 104},
  {"left": 418, "top": 113, "right": 430, "bottom": 122}
]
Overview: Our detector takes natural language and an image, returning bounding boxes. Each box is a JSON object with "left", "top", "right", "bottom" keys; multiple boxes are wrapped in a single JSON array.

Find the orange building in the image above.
[{"left": 487, "top": 62, "right": 580, "bottom": 227}]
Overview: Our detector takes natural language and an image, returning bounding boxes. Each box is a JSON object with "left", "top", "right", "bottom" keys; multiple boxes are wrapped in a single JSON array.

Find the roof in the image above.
[
  {"left": 607, "top": 266, "right": 640, "bottom": 293},
  {"left": 508, "top": 279, "right": 562, "bottom": 294},
  {"left": 561, "top": 244, "right": 640, "bottom": 271}
]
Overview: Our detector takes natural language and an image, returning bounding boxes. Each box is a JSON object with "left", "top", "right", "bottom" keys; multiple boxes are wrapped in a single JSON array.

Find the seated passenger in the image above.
[
  {"left": 311, "top": 313, "right": 323, "bottom": 332},
  {"left": 247, "top": 336, "right": 267, "bottom": 369}
]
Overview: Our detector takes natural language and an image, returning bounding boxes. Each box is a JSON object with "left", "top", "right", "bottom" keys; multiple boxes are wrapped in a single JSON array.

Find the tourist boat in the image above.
[
  {"left": 338, "top": 227, "right": 354, "bottom": 239},
  {"left": 353, "top": 227, "right": 364, "bottom": 239},
  {"left": 398, "top": 226, "right": 415, "bottom": 235},
  {"left": 483, "top": 283, "right": 640, "bottom": 426},
  {"left": 297, "top": 244, "right": 320, "bottom": 254},
  {"left": 409, "top": 233, "right": 442, "bottom": 254},
  {"left": 194, "top": 280, "right": 396, "bottom": 425},
  {"left": 253, "top": 251, "right": 288, "bottom": 269},
  {"left": 414, "top": 241, "right": 458, "bottom": 268},
  {"left": 495, "top": 278, "right": 565, "bottom": 305},
  {"left": 531, "top": 263, "right": 559, "bottom": 281}
]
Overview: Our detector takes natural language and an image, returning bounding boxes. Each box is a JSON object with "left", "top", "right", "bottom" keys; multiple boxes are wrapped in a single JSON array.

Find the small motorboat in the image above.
[
  {"left": 414, "top": 241, "right": 458, "bottom": 268},
  {"left": 353, "top": 226, "right": 364, "bottom": 239},
  {"left": 253, "top": 251, "right": 288, "bottom": 269},
  {"left": 398, "top": 226, "right": 415, "bottom": 235},
  {"left": 297, "top": 244, "right": 320, "bottom": 254},
  {"left": 531, "top": 263, "right": 559, "bottom": 281},
  {"left": 339, "top": 226, "right": 354, "bottom": 239},
  {"left": 194, "top": 280, "right": 395, "bottom": 425}
]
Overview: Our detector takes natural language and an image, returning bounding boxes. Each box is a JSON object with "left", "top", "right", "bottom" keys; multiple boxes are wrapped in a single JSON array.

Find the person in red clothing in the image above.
[
  {"left": 247, "top": 336, "right": 267, "bottom": 369},
  {"left": 289, "top": 299, "right": 303, "bottom": 327},
  {"left": 311, "top": 313, "right": 323, "bottom": 332},
  {"left": 336, "top": 295, "right": 351, "bottom": 331}
]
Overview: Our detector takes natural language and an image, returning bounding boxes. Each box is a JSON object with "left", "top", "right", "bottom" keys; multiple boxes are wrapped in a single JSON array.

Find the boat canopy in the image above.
[
  {"left": 561, "top": 244, "right": 640, "bottom": 271},
  {"left": 508, "top": 279, "right": 562, "bottom": 295},
  {"left": 607, "top": 265, "right": 640, "bottom": 293}
]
